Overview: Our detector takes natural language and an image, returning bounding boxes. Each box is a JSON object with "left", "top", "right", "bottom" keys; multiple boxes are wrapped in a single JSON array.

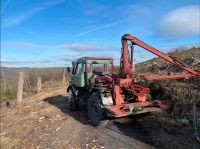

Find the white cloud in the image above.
[
  {"left": 3, "top": 42, "right": 41, "bottom": 48},
  {"left": 1, "top": 0, "right": 11, "bottom": 14},
  {"left": 57, "top": 43, "right": 109, "bottom": 50},
  {"left": 57, "top": 50, "right": 121, "bottom": 63},
  {"left": 85, "top": 4, "right": 107, "bottom": 16},
  {"left": 158, "top": 44, "right": 196, "bottom": 53},
  {"left": 2, "top": 41, "right": 110, "bottom": 51},
  {"left": 126, "top": 4, "right": 149, "bottom": 17},
  {"left": 156, "top": 5, "right": 200, "bottom": 40},
  {"left": 57, "top": 52, "right": 83, "bottom": 61},
  {"left": 4, "top": 0, "right": 65, "bottom": 26},
  {"left": 5, "top": 7, "right": 45, "bottom": 26},
  {"left": 1, "top": 60, "right": 56, "bottom": 64},
  {"left": 74, "top": 20, "right": 126, "bottom": 37}
]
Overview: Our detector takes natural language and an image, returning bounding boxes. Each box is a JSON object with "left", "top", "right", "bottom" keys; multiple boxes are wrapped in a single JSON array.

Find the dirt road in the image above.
[{"left": 1, "top": 88, "right": 199, "bottom": 149}]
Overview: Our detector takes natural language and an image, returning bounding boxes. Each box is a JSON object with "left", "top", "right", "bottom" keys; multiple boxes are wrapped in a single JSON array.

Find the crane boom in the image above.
[{"left": 121, "top": 34, "right": 200, "bottom": 80}]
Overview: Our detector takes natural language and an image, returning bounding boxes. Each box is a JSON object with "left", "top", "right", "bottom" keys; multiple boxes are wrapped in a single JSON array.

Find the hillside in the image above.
[{"left": 136, "top": 47, "right": 200, "bottom": 74}]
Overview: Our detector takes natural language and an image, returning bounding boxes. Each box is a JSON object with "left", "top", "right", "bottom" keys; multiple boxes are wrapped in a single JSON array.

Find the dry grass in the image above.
[{"left": 0, "top": 67, "right": 69, "bottom": 101}]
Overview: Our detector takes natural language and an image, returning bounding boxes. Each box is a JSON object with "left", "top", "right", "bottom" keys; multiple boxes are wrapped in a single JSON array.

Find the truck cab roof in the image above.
[{"left": 76, "top": 57, "right": 113, "bottom": 64}]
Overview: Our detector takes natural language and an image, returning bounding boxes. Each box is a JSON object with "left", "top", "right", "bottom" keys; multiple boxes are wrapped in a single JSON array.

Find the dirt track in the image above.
[{"left": 1, "top": 88, "right": 199, "bottom": 149}]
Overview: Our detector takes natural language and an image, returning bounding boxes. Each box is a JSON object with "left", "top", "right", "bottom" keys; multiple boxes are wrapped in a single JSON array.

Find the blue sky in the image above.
[{"left": 1, "top": 0, "right": 200, "bottom": 67}]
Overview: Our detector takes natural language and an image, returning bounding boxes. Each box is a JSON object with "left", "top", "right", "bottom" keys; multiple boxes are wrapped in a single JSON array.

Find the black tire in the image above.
[
  {"left": 68, "top": 89, "right": 79, "bottom": 111},
  {"left": 88, "top": 92, "right": 106, "bottom": 126}
]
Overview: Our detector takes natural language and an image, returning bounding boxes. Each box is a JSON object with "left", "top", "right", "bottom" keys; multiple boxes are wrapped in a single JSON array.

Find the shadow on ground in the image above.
[
  {"left": 43, "top": 94, "right": 200, "bottom": 149},
  {"left": 43, "top": 94, "right": 89, "bottom": 125},
  {"left": 43, "top": 94, "right": 162, "bottom": 148}
]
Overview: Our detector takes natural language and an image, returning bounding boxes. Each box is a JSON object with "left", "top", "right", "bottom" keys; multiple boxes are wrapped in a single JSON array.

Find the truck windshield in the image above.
[{"left": 87, "top": 63, "right": 112, "bottom": 74}]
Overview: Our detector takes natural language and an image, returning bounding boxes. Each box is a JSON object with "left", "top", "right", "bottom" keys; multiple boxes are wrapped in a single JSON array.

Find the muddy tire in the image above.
[
  {"left": 88, "top": 92, "right": 106, "bottom": 126},
  {"left": 68, "top": 89, "right": 79, "bottom": 111}
]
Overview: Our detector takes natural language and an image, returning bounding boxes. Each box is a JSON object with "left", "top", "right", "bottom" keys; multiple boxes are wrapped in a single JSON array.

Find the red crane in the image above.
[
  {"left": 106, "top": 34, "right": 200, "bottom": 118},
  {"left": 120, "top": 34, "right": 200, "bottom": 80},
  {"left": 68, "top": 34, "right": 200, "bottom": 126}
]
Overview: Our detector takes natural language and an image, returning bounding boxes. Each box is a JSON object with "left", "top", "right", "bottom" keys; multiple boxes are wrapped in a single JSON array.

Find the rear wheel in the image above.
[
  {"left": 68, "top": 89, "right": 79, "bottom": 111},
  {"left": 88, "top": 92, "right": 106, "bottom": 126}
]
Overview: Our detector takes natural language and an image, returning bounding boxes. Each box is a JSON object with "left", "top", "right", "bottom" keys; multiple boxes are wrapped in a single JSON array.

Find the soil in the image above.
[{"left": 1, "top": 88, "right": 199, "bottom": 149}]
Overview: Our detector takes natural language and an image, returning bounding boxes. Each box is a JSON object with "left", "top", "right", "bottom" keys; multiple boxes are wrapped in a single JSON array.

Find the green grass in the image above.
[{"left": 0, "top": 88, "right": 17, "bottom": 102}]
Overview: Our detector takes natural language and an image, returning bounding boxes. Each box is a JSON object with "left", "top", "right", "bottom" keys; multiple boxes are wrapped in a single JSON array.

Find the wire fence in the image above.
[{"left": 0, "top": 67, "right": 70, "bottom": 102}]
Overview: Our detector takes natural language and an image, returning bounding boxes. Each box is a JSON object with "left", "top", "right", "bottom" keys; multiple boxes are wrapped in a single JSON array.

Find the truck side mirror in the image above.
[{"left": 72, "top": 61, "right": 76, "bottom": 74}]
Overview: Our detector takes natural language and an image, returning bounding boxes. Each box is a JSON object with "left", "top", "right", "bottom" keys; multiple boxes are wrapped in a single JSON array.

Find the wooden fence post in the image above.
[
  {"left": 62, "top": 68, "right": 66, "bottom": 82},
  {"left": 37, "top": 77, "right": 42, "bottom": 93},
  {"left": 17, "top": 71, "right": 24, "bottom": 103},
  {"left": 1, "top": 67, "right": 7, "bottom": 93}
]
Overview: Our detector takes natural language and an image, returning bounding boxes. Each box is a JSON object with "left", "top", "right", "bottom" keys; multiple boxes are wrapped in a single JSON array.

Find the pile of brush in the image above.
[{"left": 136, "top": 47, "right": 200, "bottom": 116}]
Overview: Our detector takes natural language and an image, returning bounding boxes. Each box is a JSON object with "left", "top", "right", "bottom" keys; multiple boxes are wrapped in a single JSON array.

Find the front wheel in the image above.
[
  {"left": 88, "top": 92, "right": 106, "bottom": 126},
  {"left": 68, "top": 89, "right": 79, "bottom": 111}
]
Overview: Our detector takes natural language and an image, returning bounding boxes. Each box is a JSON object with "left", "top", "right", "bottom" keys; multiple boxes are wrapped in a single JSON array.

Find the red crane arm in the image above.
[{"left": 121, "top": 34, "right": 200, "bottom": 79}]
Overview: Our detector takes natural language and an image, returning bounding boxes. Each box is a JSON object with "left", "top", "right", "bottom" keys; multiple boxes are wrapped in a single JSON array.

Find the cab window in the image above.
[{"left": 75, "top": 63, "right": 83, "bottom": 74}]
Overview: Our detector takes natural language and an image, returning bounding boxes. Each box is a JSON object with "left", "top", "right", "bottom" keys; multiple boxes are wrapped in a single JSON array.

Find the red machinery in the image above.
[
  {"left": 68, "top": 34, "right": 200, "bottom": 126},
  {"left": 102, "top": 34, "right": 200, "bottom": 117},
  {"left": 120, "top": 34, "right": 199, "bottom": 80}
]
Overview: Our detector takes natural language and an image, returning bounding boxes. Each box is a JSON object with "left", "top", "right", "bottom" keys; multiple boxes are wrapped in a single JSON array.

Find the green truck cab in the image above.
[
  {"left": 69, "top": 57, "right": 113, "bottom": 88},
  {"left": 67, "top": 57, "right": 114, "bottom": 117}
]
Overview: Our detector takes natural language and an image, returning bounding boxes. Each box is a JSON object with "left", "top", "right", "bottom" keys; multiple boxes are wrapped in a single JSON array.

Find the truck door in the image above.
[{"left": 71, "top": 62, "right": 85, "bottom": 87}]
